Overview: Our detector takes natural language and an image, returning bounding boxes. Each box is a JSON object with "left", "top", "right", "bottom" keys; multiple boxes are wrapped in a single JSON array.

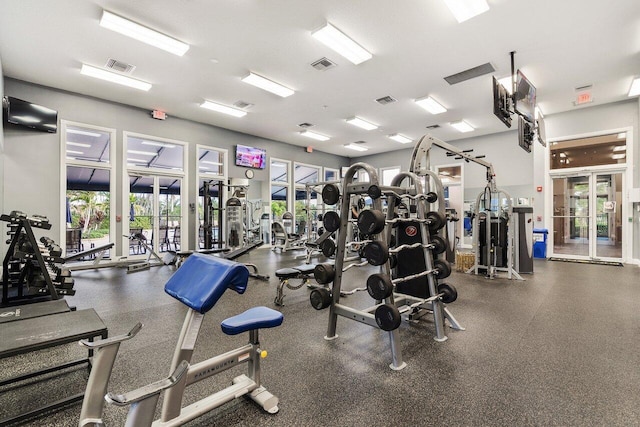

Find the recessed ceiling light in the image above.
[
  {"left": 388, "top": 134, "right": 413, "bottom": 144},
  {"left": 617, "top": 132, "right": 627, "bottom": 139},
  {"left": 613, "top": 146, "right": 626, "bottom": 152},
  {"left": 559, "top": 153, "right": 567, "bottom": 158},
  {"left": 80, "top": 64, "right": 152, "bottom": 91},
  {"left": 66, "top": 142, "right": 91, "bottom": 148},
  {"left": 628, "top": 77, "right": 640, "bottom": 97},
  {"left": 612, "top": 153, "right": 626, "bottom": 160},
  {"left": 67, "top": 129, "right": 101, "bottom": 137},
  {"left": 300, "top": 130, "right": 329, "bottom": 141},
  {"left": 141, "top": 141, "right": 176, "bottom": 148},
  {"left": 311, "top": 23, "right": 372, "bottom": 65},
  {"left": 100, "top": 10, "right": 190, "bottom": 56},
  {"left": 442, "top": 0, "right": 490, "bottom": 23},
  {"left": 346, "top": 117, "right": 378, "bottom": 130},
  {"left": 345, "top": 143, "right": 368, "bottom": 152},
  {"left": 127, "top": 150, "right": 158, "bottom": 156},
  {"left": 200, "top": 100, "right": 247, "bottom": 117},
  {"left": 241, "top": 72, "right": 294, "bottom": 98},
  {"left": 450, "top": 120, "right": 474, "bottom": 133},
  {"left": 415, "top": 96, "right": 447, "bottom": 114}
]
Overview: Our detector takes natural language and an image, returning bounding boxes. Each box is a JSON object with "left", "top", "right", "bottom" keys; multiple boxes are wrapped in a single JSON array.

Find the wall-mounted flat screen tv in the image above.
[
  {"left": 3, "top": 96, "right": 58, "bottom": 133},
  {"left": 518, "top": 115, "right": 534, "bottom": 153},
  {"left": 514, "top": 70, "right": 536, "bottom": 123},
  {"left": 235, "top": 144, "right": 266, "bottom": 169}
]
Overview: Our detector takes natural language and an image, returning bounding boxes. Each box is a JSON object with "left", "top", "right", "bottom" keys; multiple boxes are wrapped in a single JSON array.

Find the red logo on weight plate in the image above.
[{"left": 405, "top": 226, "right": 417, "bottom": 237}]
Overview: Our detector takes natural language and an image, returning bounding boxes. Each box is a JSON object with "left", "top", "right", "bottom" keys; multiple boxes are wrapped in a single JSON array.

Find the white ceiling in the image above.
[{"left": 1, "top": 0, "right": 639, "bottom": 157}]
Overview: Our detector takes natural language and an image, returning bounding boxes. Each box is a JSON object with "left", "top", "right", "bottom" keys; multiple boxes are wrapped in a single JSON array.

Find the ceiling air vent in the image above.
[
  {"left": 298, "top": 122, "right": 314, "bottom": 128},
  {"left": 426, "top": 124, "right": 441, "bottom": 129},
  {"left": 352, "top": 140, "right": 366, "bottom": 144},
  {"left": 444, "top": 62, "right": 495, "bottom": 85},
  {"left": 233, "top": 100, "right": 254, "bottom": 109},
  {"left": 375, "top": 96, "right": 397, "bottom": 105},
  {"left": 105, "top": 58, "right": 136, "bottom": 74},
  {"left": 575, "top": 84, "right": 593, "bottom": 92},
  {"left": 311, "top": 57, "right": 337, "bottom": 71}
]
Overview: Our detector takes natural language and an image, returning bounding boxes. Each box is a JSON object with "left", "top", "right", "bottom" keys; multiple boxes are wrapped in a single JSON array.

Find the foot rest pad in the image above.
[{"left": 221, "top": 306, "right": 283, "bottom": 335}]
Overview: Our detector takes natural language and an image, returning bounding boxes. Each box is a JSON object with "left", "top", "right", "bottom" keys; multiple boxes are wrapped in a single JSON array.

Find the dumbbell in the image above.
[
  {"left": 319, "top": 238, "right": 336, "bottom": 257},
  {"left": 310, "top": 288, "right": 332, "bottom": 310},
  {"left": 321, "top": 183, "right": 340, "bottom": 205},
  {"left": 314, "top": 263, "right": 336, "bottom": 285},
  {"left": 323, "top": 211, "right": 341, "bottom": 233},
  {"left": 425, "top": 191, "right": 438, "bottom": 203},
  {"left": 374, "top": 283, "right": 458, "bottom": 331},
  {"left": 359, "top": 210, "right": 446, "bottom": 236}
]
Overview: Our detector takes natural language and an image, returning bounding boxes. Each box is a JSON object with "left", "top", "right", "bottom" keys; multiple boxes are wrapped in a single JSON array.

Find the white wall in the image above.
[{"left": 2, "top": 78, "right": 350, "bottom": 254}]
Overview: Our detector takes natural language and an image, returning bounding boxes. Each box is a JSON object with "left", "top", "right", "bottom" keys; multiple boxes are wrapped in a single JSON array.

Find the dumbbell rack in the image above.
[
  {"left": 1, "top": 212, "right": 72, "bottom": 304},
  {"left": 317, "top": 163, "right": 463, "bottom": 370}
]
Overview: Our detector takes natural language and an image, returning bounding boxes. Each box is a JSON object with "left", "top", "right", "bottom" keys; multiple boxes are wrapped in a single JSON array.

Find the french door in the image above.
[
  {"left": 551, "top": 171, "right": 623, "bottom": 261},
  {"left": 127, "top": 173, "right": 183, "bottom": 255}
]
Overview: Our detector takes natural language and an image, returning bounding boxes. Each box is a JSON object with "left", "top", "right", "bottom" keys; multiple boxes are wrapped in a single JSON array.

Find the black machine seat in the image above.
[
  {"left": 0, "top": 308, "right": 107, "bottom": 359},
  {"left": 293, "top": 264, "right": 316, "bottom": 275}
]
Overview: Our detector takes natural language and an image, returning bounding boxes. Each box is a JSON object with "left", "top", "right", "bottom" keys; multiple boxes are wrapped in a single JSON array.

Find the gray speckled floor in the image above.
[{"left": 2, "top": 248, "right": 640, "bottom": 426}]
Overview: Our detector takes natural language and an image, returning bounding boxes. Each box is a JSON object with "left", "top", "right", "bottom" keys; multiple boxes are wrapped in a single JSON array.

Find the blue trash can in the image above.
[{"left": 533, "top": 228, "right": 548, "bottom": 259}]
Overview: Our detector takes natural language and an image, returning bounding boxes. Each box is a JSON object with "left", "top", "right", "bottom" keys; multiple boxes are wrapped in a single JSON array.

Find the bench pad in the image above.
[
  {"left": 165, "top": 253, "right": 249, "bottom": 314},
  {"left": 221, "top": 306, "right": 284, "bottom": 335},
  {"left": 275, "top": 268, "right": 301, "bottom": 279},
  {"left": 294, "top": 264, "right": 316, "bottom": 275}
]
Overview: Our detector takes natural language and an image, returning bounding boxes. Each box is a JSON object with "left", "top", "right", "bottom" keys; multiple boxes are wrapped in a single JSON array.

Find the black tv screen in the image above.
[
  {"left": 235, "top": 144, "right": 266, "bottom": 169},
  {"left": 3, "top": 96, "right": 58, "bottom": 133},
  {"left": 518, "top": 115, "right": 534, "bottom": 153},
  {"left": 514, "top": 70, "right": 536, "bottom": 123},
  {"left": 536, "top": 115, "right": 547, "bottom": 147},
  {"left": 492, "top": 76, "right": 512, "bottom": 128}
]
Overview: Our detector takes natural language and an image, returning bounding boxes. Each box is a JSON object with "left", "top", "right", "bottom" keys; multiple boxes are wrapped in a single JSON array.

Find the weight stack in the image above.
[{"left": 392, "top": 221, "right": 429, "bottom": 299}]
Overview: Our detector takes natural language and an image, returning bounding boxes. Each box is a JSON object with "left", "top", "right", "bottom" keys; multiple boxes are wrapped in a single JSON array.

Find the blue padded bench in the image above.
[{"left": 221, "top": 306, "right": 283, "bottom": 335}]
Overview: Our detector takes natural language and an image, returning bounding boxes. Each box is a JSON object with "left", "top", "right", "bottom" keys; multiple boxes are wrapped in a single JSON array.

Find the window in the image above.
[
  {"left": 550, "top": 132, "right": 627, "bottom": 170},
  {"left": 126, "top": 133, "right": 185, "bottom": 172}
]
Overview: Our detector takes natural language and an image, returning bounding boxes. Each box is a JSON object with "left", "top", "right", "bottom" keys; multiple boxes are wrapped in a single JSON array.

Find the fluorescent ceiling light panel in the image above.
[
  {"left": 141, "top": 141, "right": 176, "bottom": 148},
  {"left": 628, "top": 77, "right": 640, "bottom": 97},
  {"left": 241, "top": 72, "right": 294, "bottom": 97},
  {"left": 311, "top": 23, "right": 372, "bottom": 65},
  {"left": 200, "top": 101, "right": 247, "bottom": 117},
  {"left": 443, "top": 0, "right": 490, "bottom": 23},
  {"left": 66, "top": 141, "right": 91, "bottom": 148},
  {"left": 450, "top": 120, "right": 474, "bottom": 133},
  {"left": 415, "top": 96, "right": 447, "bottom": 114},
  {"left": 617, "top": 132, "right": 627, "bottom": 139},
  {"left": 346, "top": 117, "right": 378, "bottom": 130},
  {"left": 100, "top": 10, "right": 189, "bottom": 56},
  {"left": 612, "top": 153, "right": 626, "bottom": 160},
  {"left": 345, "top": 144, "right": 368, "bottom": 152},
  {"left": 67, "top": 129, "right": 101, "bottom": 137},
  {"left": 300, "top": 130, "right": 330, "bottom": 141},
  {"left": 388, "top": 134, "right": 413, "bottom": 144},
  {"left": 127, "top": 149, "right": 157, "bottom": 156},
  {"left": 80, "top": 64, "right": 152, "bottom": 91},
  {"left": 613, "top": 146, "right": 627, "bottom": 152}
]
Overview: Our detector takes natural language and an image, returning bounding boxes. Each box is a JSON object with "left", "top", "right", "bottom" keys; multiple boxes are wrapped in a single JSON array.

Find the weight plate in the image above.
[
  {"left": 367, "top": 184, "right": 382, "bottom": 199},
  {"left": 310, "top": 288, "right": 332, "bottom": 310},
  {"left": 426, "top": 211, "right": 446, "bottom": 232},
  {"left": 366, "top": 273, "right": 393, "bottom": 300},
  {"left": 437, "top": 283, "right": 458, "bottom": 304},
  {"left": 313, "top": 263, "right": 336, "bottom": 285},
  {"left": 425, "top": 191, "right": 438, "bottom": 203},
  {"left": 430, "top": 235, "right": 447, "bottom": 255},
  {"left": 321, "top": 184, "right": 340, "bottom": 205},
  {"left": 319, "top": 238, "right": 336, "bottom": 258},
  {"left": 364, "top": 240, "right": 389, "bottom": 266},
  {"left": 374, "top": 304, "right": 402, "bottom": 331},
  {"left": 433, "top": 259, "right": 452, "bottom": 279},
  {"left": 357, "top": 209, "right": 386, "bottom": 235},
  {"left": 323, "top": 211, "right": 341, "bottom": 233}
]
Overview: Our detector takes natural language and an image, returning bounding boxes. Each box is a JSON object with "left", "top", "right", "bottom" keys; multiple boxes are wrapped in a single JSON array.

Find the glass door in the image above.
[
  {"left": 128, "top": 174, "right": 182, "bottom": 255},
  {"left": 551, "top": 171, "right": 623, "bottom": 260}
]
